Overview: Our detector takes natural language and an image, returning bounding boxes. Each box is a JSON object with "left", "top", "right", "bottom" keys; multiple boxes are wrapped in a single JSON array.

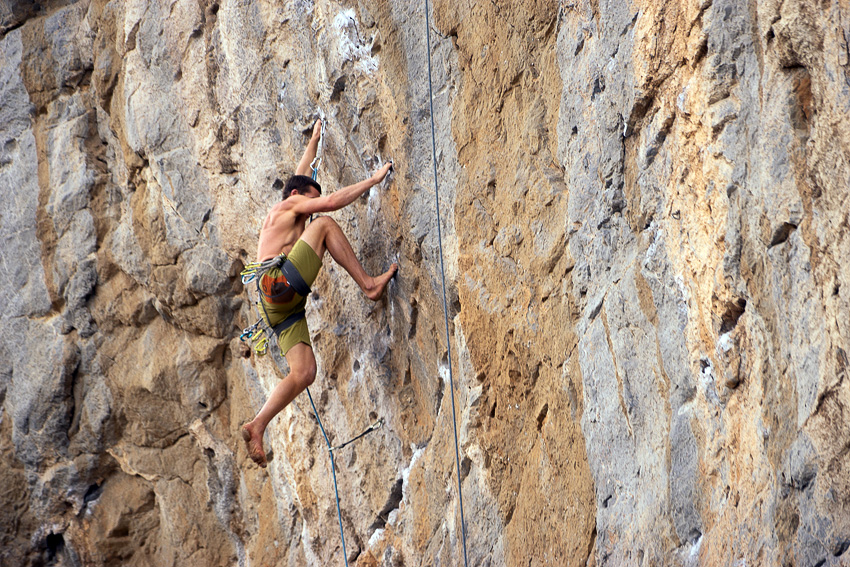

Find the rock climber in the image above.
[{"left": 241, "top": 120, "right": 397, "bottom": 467}]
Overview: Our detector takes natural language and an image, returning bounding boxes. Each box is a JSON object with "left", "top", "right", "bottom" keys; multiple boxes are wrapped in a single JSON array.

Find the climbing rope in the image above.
[
  {"left": 425, "top": 1, "right": 470, "bottom": 566},
  {"left": 305, "top": 389, "right": 384, "bottom": 567}
]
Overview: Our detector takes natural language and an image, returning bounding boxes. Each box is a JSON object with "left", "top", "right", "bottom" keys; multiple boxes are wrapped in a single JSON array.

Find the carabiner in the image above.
[{"left": 253, "top": 336, "right": 269, "bottom": 355}]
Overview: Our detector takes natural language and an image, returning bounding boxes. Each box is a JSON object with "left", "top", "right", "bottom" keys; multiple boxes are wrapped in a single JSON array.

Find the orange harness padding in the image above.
[
  {"left": 260, "top": 270, "right": 297, "bottom": 304},
  {"left": 258, "top": 257, "right": 312, "bottom": 305}
]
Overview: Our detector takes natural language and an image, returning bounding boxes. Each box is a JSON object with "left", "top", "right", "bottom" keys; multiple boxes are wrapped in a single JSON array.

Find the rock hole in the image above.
[
  {"left": 589, "top": 299, "right": 604, "bottom": 321},
  {"left": 408, "top": 302, "right": 418, "bottom": 338},
  {"left": 574, "top": 36, "right": 585, "bottom": 56},
  {"left": 198, "top": 401, "right": 208, "bottom": 409},
  {"left": 434, "top": 373, "right": 444, "bottom": 415},
  {"left": 369, "top": 411, "right": 378, "bottom": 421},
  {"left": 109, "top": 523, "right": 129, "bottom": 538},
  {"left": 353, "top": 359, "right": 360, "bottom": 373},
  {"left": 460, "top": 456, "right": 472, "bottom": 481},
  {"left": 83, "top": 483, "right": 102, "bottom": 505},
  {"left": 602, "top": 494, "right": 613, "bottom": 508},
  {"left": 489, "top": 400, "right": 497, "bottom": 418},
  {"left": 536, "top": 403, "right": 549, "bottom": 431},
  {"left": 46, "top": 532, "right": 65, "bottom": 560},
  {"left": 330, "top": 76, "right": 347, "bottom": 103},
  {"left": 833, "top": 539, "right": 850, "bottom": 557},
  {"left": 720, "top": 298, "right": 747, "bottom": 333},
  {"left": 204, "top": 448, "right": 216, "bottom": 459},
  {"left": 700, "top": 358, "right": 711, "bottom": 371},
  {"left": 451, "top": 296, "right": 461, "bottom": 316},
  {"left": 693, "top": 38, "right": 708, "bottom": 65},
  {"left": 769, "top": 222, "right": 797, "bottom": 247},
  {"left": 591, "top": 76, "right": 605, "bottom": 100}
]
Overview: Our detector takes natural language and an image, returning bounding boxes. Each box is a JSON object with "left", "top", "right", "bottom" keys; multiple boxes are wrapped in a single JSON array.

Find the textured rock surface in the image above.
[{"left": 1, "top": 0, "right": 849, "bottom": 565}]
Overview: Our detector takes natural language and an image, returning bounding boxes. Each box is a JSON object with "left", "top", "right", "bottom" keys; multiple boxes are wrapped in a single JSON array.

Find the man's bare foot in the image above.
[
  {"left": 365, "top": 263, "right": 398, "bottom": 301},
  {"left": 241, "top": 423, "right": 267, "bottom": 468}
]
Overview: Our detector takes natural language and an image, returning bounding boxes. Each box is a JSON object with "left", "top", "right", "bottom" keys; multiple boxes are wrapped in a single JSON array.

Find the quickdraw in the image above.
[
  {"left": 240, "top": 320, "right": 269, "bottom": 356},
  {"left": 310, "top": 115, "right": 326, "bottom": 181},
  {"left": 330, "top": 417, "right": 384, "bottom": 451}
]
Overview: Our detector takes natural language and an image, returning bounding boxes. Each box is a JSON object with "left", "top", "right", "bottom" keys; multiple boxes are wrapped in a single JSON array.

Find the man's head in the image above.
[{"left": 276, "top": 175, "right": 322, "bottom": 199}]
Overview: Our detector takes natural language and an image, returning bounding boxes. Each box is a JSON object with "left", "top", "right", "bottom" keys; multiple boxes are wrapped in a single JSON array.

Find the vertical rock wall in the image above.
[{"left": 0, "top": 0, "right": 848, "bottom": 566}]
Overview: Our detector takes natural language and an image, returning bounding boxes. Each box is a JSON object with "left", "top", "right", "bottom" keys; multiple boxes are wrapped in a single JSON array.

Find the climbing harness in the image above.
[
  {"left": 239, "top": 251, "right": 316, "bottom": 356},
  {"left": 310, "top": 116, "right": 326, "bottom": 181},
  {"left": 425, "top": 1, "right": 470, "bottom": 566}
]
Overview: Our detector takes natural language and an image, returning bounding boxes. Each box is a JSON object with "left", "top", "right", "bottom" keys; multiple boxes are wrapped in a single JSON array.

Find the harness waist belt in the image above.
[{"left": 281, "top": 260, "right": 312, "bottom": 297}]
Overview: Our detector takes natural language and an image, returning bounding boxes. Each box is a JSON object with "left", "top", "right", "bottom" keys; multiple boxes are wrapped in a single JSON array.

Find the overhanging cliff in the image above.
[{"left": 1, "top": 1, "right": 849, "bottom": 566}]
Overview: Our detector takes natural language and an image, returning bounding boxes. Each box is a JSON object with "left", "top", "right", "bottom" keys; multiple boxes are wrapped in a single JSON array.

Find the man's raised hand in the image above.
[{"left": 371, "top": 162, "right": 393, "bottom": 185}]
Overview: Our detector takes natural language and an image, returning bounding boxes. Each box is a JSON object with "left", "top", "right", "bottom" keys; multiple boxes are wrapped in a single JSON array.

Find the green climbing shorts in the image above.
[{"left": 259, "top": 239, "right": 322, "bottom": 355}]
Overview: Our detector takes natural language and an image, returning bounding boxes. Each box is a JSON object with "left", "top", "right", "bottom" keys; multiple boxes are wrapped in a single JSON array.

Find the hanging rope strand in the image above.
[
  {"left": 306, "top": 388, "right": 350, "bottom": 567},
  {"left": 425, "top": 2, "right": 470, "bottom": 566}
]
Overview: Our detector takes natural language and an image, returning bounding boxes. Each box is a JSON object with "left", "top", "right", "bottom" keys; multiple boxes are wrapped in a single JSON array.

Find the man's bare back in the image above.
[{"left": 257, "top": 200, "right": 311, "bottom": 260}]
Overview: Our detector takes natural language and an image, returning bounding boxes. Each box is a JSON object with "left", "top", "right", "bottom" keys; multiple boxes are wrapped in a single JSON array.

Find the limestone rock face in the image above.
[{"left": 1, "top": 1, "right": 849, "bottom": 566}]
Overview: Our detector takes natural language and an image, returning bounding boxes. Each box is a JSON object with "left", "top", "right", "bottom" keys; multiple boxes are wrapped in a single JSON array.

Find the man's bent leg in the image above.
[
  {"left": 300, "top": 216, "right": 397, "bottom": 300},
  {"left": 241, "top": 343, "right": 317, "bottom": 467}
]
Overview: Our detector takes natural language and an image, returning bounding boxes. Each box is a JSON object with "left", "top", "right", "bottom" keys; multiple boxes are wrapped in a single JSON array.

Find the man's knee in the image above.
[
  {"left": 308, "top": 215, "right": 338, "bottom": 233},
  {"left": 294, "top": 361, "right": 317, "bottom": 389}
]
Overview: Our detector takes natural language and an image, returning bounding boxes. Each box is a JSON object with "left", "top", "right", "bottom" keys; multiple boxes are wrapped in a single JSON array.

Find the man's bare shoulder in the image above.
[
  {"left": 271, "top": 195, "right": 313, "bottom": 213},
  {"left": 265, "top": 198, "right": 297, "bottom": 221},
  {"left": 262, "top": 197, "right": 310, "bottom": 231}
]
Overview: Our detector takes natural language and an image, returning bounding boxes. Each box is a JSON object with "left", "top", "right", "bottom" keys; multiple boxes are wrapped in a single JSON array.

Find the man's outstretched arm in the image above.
[
  {"left": 295, "top": 120, "right": 322, "bottom": 177},
  {"left": 290, "top": 162, "right": 393, "bottom": 215}
]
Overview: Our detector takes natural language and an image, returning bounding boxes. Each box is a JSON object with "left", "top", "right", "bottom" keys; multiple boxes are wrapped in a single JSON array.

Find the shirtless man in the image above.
[{"left": 241, "top": 121, "right": 397, "bottom": 467}]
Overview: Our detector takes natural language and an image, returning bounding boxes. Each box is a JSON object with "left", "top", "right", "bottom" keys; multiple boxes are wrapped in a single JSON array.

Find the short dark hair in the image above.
[{"left": 277, "top": 175, "right": 322, "bottom": 199}]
